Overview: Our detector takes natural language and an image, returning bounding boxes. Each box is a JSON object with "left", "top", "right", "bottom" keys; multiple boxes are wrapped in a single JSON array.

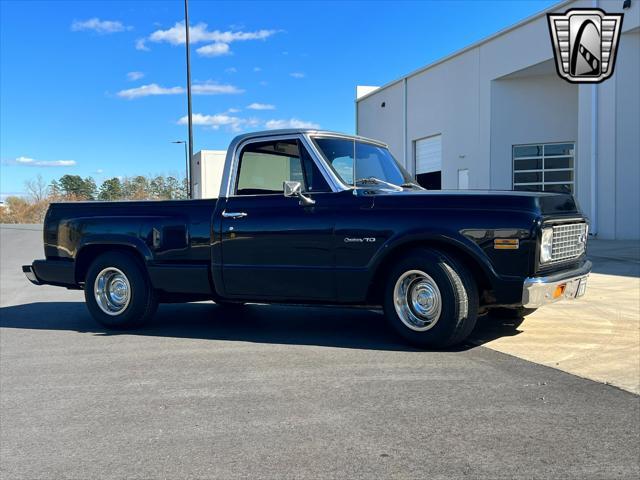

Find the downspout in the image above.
[
  {"left": 403, "top": 77, "right": 408, "bottom": 171},
  {"left": 355, "top": 90, "right": 359, "bottom": 136},
  {"left": 589, "top": 0, "right": 598, "bottom": 235},
  {"left": 590, "top": 84, "right": 598, "bottom": 236}
]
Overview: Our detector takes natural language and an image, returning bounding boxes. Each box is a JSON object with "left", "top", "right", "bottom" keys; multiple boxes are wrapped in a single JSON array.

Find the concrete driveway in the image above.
[
  {"left": 474, "top": 239, "right": 640, "bottom": 394},
  {"left": 1, "top": 225, "right": 638, "bottom": 479}
]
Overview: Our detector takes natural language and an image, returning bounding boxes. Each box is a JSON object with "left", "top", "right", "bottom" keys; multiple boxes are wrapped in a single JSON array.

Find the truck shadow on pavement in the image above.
[
  {"left": 0, "top": 301, "right": 521, "bottom": 352},
  {"left": 589, "top": 256, "right": 640, "bottom": 278}
]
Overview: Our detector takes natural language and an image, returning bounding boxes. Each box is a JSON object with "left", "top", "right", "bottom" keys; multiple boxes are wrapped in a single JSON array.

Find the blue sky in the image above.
[{"left": 0, "top": 0, "right": 557, "bottom": 198}]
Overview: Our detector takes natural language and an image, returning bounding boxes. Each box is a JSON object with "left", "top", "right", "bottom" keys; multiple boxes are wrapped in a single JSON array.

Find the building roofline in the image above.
[{"left": 355, "top": 0, "right": 573, "bottom": 103}]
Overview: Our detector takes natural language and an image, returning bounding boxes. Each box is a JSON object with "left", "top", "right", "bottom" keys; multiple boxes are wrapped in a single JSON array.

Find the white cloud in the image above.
[
  {"left": 247, "top": 102, "right": 275, "bottom": 110},
  {"left": 71, "top": 18, "right": 131, "bottom": 34},
  {"left": 290, "top": 72, "right": 305, "bottom": 79},
  {"left": 95, "top": 169, "right": 105, "bottom": 174},
  {"left": 126, "top": 71, "right": 144, "bottom": 81},
  {"left": 177, "top": 113, "right": 258, "bottom": 133},
  {"left": 117, "top": 83, "right": 183, "bottom": 99},
  {"left": 179, "top": 113, "right": 236, "bottom": 127},
  {"left": 225, "top": 67, "right": 237, "bottom": 73},
  {"left": 196, "top": 42, "right": 230, "bottom": 57},
  {"left": 253, "top": 67, "right": 262, "bottom": 72},
  {"left": 191, "top": 83, "right": 244, "bottom": 95},
  {"left": 227, "top": 108, "right": 241, "bottom": 113},
  {"left": 265, "top": 118, "right": 319, "bottom": 130},
  {"left": 149, "top": 22, "right": 277, "bottom": 45},
  {"left": 7, "top": 156, "right": 76, "bottom": 167},
  {"left": 117, "top": 82, "right": 243, "bottom": 99},
  {"left": 146, "top": 22, "right": 277, "bottom": 57},
  {"left": 176, "top": 112, "right": 317, "bottom": 133},
  {"left": 135, "top": 38, "right": 150, "bottom": 51}
]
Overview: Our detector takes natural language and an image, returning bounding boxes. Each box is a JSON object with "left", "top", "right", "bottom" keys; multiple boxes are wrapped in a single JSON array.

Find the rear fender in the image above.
[
  {"left": 74, "top": 235, "right": 154, "bottom": 284},
  {"left": 76, "top": 235, "right": 154, "bottom": 263}
]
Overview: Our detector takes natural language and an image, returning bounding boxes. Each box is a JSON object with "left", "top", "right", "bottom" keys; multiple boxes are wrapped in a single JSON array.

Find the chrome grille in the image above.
[{"left": 551, "top": 223, "right": 588, "bottom": 263}]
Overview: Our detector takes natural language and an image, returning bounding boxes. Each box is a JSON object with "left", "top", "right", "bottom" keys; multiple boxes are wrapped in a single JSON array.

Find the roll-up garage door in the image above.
[{"left": 415, "top": 135, "right": 442, "bottom": 190}]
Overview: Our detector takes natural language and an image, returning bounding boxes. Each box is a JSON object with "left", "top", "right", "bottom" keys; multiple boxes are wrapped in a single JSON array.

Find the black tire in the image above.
[
  {"left": 491, "top": 307, "right": 537, "bottom": 319},
  {"left": 383, "top": 248, "right": 479, "bottom": 349},
  {"left": 84, "top": 251, "right": 157, "bottom": 329}
]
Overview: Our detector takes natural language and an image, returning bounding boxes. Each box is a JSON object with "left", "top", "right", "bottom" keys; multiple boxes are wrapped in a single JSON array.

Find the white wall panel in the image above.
[{"left": 356, "top": 0, "right": 640, "bottom": 238}]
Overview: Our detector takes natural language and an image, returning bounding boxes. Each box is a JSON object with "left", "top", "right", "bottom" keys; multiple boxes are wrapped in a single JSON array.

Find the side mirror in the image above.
[
  {"left": 284, "top": 181, "right": 303, "bottom": 197},
  {"left": 283, "top": 181, "right": 316, "bottom": 206}
]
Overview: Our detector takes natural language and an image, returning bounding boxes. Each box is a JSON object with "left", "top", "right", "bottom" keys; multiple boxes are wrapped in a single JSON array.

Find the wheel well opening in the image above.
[
  {"left": 367, "top": 240, "right": 493, "bottom": 304},
  {"left": 75, "top": 245, "right": 144, "bottom": 283}
]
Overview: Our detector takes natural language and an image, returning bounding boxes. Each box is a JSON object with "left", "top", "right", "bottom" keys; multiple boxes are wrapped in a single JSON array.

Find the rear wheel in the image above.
[
  {"left": 84, "top": 252, "right": 157, "bottom": 328},
  {"left": 383, "top": 249, "right": 479, "bottom": 349}
]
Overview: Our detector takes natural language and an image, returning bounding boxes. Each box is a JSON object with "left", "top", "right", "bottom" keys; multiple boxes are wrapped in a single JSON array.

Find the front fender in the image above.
[{"left": 369, "top": 229, "right": 500, "bottom": 282}]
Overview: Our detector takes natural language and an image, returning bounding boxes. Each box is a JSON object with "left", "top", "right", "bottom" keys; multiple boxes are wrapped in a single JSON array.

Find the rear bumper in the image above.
[
  {"left": 22, "top": 260, "right": 77, "bottom": 288},
  {"left": 22, "top": 265, "right": 41, "bottom": 285},
  {"left": 522, "top": 260, "right": 592, "bottom": 308}
]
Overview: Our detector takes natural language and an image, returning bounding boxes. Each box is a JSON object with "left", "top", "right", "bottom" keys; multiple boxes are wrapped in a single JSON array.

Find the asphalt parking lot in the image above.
[{"left": 1, "top": 225, "right": 639, "bottom": 479}]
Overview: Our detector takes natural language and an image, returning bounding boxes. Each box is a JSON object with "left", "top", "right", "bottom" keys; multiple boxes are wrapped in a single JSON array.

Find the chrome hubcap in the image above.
[
  {"left": 394, "top": 270, "right": 442, "bottom": 331},
  {"left": 94, "top": 267, "right": 131, "bottom": 316}
]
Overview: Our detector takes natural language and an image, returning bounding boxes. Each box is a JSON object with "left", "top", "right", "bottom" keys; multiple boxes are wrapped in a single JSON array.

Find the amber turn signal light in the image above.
[
  {"left": 553, "top": 284, "right": 566, "bottom": 299},
  {"left": 494, "top": 239, "right": 519, "bottom": 250}
]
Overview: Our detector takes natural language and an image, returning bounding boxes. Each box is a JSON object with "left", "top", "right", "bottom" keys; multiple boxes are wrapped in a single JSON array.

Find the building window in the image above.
[
  {"left": 415, "top": 134, "right": 442, "bottom": 190},
  {"left": 513, "top": 142, "right": 575, "bottom": 194}
]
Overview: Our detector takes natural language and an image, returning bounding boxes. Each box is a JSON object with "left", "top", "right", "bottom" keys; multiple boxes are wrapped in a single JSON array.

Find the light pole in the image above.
[
  {"left": 171, "top": 140, "right": 189, "bottom": 198},
  {"left": 183, "top": 0, "right": 194, "bottom": 199}
]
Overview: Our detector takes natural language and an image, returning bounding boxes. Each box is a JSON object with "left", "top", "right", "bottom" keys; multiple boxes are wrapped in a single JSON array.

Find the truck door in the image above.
[{"left": 220, "top": 137, "right": 338, "bottom": 300}]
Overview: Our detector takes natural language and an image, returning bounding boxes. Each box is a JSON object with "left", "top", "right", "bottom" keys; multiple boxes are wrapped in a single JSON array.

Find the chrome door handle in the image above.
[{"left": 222, "top": 211, "right": 248, "bottom": 219}]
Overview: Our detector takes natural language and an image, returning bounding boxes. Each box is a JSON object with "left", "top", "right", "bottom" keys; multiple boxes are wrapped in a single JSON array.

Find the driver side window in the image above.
[{"left": 235, "top": 139, "right": 330, "bottom": 195}]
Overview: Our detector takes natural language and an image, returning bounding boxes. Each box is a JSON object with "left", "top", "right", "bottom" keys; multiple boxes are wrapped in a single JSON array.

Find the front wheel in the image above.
[
  {"left": 84, "top": 251, "right": 157, "bottom": 329},
  {"left": 383, "top": 249, "right": 479, "bottom": 349}
]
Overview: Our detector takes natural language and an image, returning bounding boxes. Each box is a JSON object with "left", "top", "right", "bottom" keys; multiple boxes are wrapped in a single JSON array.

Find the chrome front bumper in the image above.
[{"left": 522, "top": 260, "right": 592, "bottom": 309}]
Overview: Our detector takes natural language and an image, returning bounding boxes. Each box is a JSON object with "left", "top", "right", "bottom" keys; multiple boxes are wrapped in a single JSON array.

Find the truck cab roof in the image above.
[{"left": 228, "top": 129, "right": 388, "bottom": 150}]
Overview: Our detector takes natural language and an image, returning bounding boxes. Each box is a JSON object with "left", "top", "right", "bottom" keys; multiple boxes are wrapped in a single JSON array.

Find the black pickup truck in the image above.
[{"left": 24, "top": 129, "right": 591, "bottom": 348}]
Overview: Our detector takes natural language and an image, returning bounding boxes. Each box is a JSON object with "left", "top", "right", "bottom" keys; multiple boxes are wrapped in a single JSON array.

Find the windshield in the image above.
[{"left": 313, "top": 137, "right": 414, "bottom": 188}]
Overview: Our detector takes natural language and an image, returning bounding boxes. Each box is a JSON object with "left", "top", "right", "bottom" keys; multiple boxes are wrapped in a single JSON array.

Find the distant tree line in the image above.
[
  {"left": 0, "top": 173, "right": 188, "bottom": 224},
  {"left": 49, "top": 174, "right": 188, "bottom": 201}
]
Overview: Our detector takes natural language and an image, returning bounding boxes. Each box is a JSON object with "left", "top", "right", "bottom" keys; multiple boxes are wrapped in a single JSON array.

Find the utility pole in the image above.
[{"left": 183, "top": 0, "right": 193, "bottom": 198}]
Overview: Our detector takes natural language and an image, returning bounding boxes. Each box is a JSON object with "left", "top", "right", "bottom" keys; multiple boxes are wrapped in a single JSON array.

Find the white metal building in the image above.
[
  {"left": 191, "top": 150, "right": 226, "bottom": 199},
  {"left": 356, "top": 0, "right": 639, "bottom": 239}
]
